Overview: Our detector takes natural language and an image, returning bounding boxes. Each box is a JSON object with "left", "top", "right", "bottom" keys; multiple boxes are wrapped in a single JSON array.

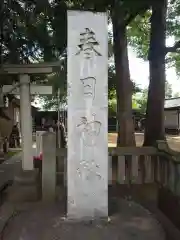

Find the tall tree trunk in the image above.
[
  {"left": 112, "top": 12, "right": 135, "bottom": 147},
  {"left": 144, "top": 0, "right": 167, "bottom": 146}
]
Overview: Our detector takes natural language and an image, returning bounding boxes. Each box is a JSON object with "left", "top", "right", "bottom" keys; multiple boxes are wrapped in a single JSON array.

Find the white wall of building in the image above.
[{"left": 164, "top": 110, "right": 179, "bottom": 129}]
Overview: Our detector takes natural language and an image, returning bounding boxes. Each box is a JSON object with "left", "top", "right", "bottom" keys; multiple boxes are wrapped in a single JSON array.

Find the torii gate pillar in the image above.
[
  {"left": 1, "top": 62, "right": 59, "bottom": 172},
  {"left": 0, "top": 62, "right": 57, "bottom": 201},
  {"left": 20, "top": 74, "right": 33, "bottom": 170}
]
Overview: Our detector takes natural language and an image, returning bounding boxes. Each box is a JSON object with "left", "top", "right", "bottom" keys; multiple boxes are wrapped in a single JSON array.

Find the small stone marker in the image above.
[{"left": 42, "top": 132, "right": 56, "bottom": 201}]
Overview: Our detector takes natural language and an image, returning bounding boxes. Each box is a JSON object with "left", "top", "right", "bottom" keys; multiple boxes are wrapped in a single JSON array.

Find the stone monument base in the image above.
[{"left": 3, "top": 199, "right": 165, "bottom": 240}]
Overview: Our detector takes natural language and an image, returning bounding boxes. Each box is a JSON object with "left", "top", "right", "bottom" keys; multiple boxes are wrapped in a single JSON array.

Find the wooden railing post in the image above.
[
  {"left": 56, "top": 146, "right": 158, "bottom": 187},
  {"left": 117, "top": 156, "right": 125, "bottom": 184},
  {"left": 131, "top": 156, "right": 139, "bottom": 184},
  {"left": 151, "top": 155, "right": 158, "bottom": 183},
  {"left": 108, "top": 155, "right": 112, "bottom": 185},
  {"left": 42, "top": 132, "right": 56, "bottom": 201},
  {"left": 139, "top": 155, "right": 145, "bottom": 184},
  {"left": 174, "top": 162, "right": 180, "bottom": 196},
  {"left": 168, "top": 160, "right": 176, "bottom": 193},
  {"left": 125, "top": 155, "right": 132, "bottom": 185},
  {"left": 64, "top": 154, "right": 67, "bottom": 186},
  {"left": 164, "top": 158, "right": 169, "bottom": 187}
]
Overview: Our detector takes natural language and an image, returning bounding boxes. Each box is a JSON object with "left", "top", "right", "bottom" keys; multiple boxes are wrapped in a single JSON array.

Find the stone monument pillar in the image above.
[{"left": 67, "top": 10, "right": 108, "bottom": 219}]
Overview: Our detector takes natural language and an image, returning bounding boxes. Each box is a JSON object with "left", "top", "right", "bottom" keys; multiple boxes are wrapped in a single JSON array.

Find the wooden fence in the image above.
[
  {"left": 57, "top": 147, "right": 158, "bottom": 184},
  {"left": 41, "top": 132, "right": 180, "bottom": 201},
  {"left": 56, "top": 147, "right": 180, "bottom": 195}
]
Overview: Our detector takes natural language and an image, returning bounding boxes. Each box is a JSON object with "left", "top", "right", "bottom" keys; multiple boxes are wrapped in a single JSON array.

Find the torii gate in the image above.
[{"left": 0, "top": 62, "right": 60, "bottom": 171}]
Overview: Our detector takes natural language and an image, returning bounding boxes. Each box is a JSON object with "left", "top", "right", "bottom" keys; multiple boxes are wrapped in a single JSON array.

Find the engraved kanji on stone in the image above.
[
  {"left": 76, "top": 28, "right": 102, "bottom": 59},
  {"left": 80, "top": 77, "right": 96, "bottom": 99}
]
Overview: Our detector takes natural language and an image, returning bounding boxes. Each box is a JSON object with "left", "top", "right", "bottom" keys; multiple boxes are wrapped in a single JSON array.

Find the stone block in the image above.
[
  {"left": 42, "top": 132, "right": 56, "bottom": 202},
  {"left": 67, "top": 10, "right": 108, "bottom": 220}
]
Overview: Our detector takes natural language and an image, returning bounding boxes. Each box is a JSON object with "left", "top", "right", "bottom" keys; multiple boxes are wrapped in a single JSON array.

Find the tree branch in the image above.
[
  {"left": 166, "top": 40, "right": 180, "bottom": 54},
  {"left": 124, "top": 2, "right": 150, "bottom": 26}
]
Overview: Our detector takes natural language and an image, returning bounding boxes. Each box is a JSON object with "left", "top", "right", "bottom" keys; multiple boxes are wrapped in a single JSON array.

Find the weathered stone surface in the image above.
[{"left": 67, "top": 10, "right": 108, "bottom": 220}]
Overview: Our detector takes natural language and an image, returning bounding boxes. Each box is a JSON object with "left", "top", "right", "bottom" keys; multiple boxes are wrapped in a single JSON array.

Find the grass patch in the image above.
[{"left": 5, "top": 150, "right": 21, "bottom": 158}]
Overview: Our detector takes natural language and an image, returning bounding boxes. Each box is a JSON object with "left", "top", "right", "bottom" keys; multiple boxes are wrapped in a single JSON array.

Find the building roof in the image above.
[{"left": 164, "top": 98, "right": 180, "bottom": 109}]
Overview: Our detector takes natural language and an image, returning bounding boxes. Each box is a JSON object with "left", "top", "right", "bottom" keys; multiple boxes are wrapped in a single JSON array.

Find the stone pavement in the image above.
[
  {"left": 0, "top": 152, "right": 22, "bottom": 238},
  {"left": 0, "top": 150, "right": 165, "bottom": 240},
  {"left": 0, "top": 146, "right": 36, "bottom": 187},
  {"left": 2, "top": 199, "right": 165, "bottom": 240},
  {"left": 0, "top": 152, "right": 22, "bottom": 191}
]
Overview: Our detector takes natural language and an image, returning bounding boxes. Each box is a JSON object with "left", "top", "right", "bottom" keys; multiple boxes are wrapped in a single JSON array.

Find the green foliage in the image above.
[
  {"left": 132, "top": 80, "right": 173, "bottom": 114},
  {"left": 2, "top": 0, "right": 180, "bottom": 110},
  {"left": 173, "top": 92, "right": 180, "bottom": 97},
  {"left": 165, "top": 80, "right": 173, "bottom": 98},
  {"left": 127, "top": 11, "right": 151, "bottom": 59},
  {"left": 1, "top": 1, "right": 46, "bottom": 63},
  {"left": 0, "top": 0, "right": 69, "bottom": 88},
  {"left": 0, "top": 0, "right": 69, "bottom": 65},
  {"left": 108, "top": 64, "right": 141, "bottom": 116},
  {"left": 128, "top": 0, "right": 180, "bottom": 76},
  {"left": 133, "top": 89, "right": 148, "bottom": 113}
]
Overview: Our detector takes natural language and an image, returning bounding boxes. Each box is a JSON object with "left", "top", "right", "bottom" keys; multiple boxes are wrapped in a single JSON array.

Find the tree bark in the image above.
[
  {"left": 112, "top": 12, "right": 135, "bottom": 147},
  {"left": 144, "top": 0, "right": 167, "bottom": 146}
]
